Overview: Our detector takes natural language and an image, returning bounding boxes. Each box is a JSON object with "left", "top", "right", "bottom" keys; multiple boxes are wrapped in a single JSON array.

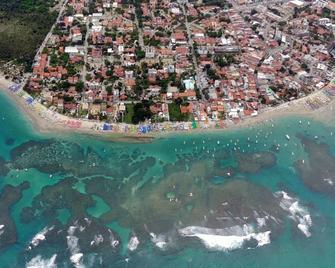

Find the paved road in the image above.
[
  {"left": 33, "top": 0, "right": 69, "bottom": 64},
  {"left": 20, "top": 0, "right": 68, "bottom": 90},
  {"left": 134, "top": 10, "right": 144, "bottom": 49},
  {"left": 82, "top": 19, "right": 90, "bottom": 82},
  {"left": 180, "top": 1, "right": 207, "bottom": 101},
  {"left": 228, "top": 0, "right": 292, "bottom": 11}
]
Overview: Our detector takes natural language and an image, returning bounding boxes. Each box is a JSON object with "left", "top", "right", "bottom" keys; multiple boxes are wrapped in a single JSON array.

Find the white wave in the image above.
[
  {"left": 253, "top": 231, "right": 271, "bottom": 246},
  {"left": 178, "top": 225, "right": 271, "bottom": 251},
  {"left": 26, "top": 254, "right": 57, "bottom": 268},
  {"left": 67, "top": 225, "right": 84, "bottom": 268},
  {"left": 108, "top": 229, "right": 119, "bottom": 248},
  {"left": 90, "top": 234, "right": 104, "bottom": 246},
  {"left": 323, "top": 178, "right": 334, "bottom": 186},
  {"left": 29, "top": 226, "right": 54, "bottom": 249},
  {"left": 128, "top": 235, "right": 140, "bottom": 251},
  {"left": 150, "top": 233, "right": 168, "bottom": 250},
  {"left": 67, "top": 235, "right": 79, "bottom": 254},
  {"left": 67, "top": 225, "right": 77, "bottom": 236},
  {"left": 275, "top": 191, "right": 312, "bottom": 237},
  {"left": 256, "top": 217, "right": 267, "bottom": 228},
  {"left": 70, "top": 253, "right": 84, "bottom": 268}
]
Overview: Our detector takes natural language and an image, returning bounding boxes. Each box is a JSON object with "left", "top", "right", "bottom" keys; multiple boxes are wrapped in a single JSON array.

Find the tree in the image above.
[
  {"left": 75, "top": 81, "right": 84, "bottom": 92},
  {"left": 136, "top": 49, "right": 145, "bottom": 60},
  {"left": 106, "top": 86, "right": 113, "bottom": 94},
  {"left": 85, "top": 74, "right": 92, "bottom": 81},
  {"left": 132, "top": 101, "right": 153, "bottom": 124},
  {"left": 206, "top": 68, "right": 219, "bottom": 80}
]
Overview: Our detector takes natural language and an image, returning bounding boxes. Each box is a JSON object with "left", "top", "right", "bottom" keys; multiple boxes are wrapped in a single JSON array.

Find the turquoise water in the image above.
[{"left": 1, "top": 90, "right": 335, "bottom": 267}]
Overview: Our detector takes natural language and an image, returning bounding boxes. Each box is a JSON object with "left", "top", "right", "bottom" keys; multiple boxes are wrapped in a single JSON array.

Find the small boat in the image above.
[{"left": 285, "top": 134, "right": 290, "bottom": 140}]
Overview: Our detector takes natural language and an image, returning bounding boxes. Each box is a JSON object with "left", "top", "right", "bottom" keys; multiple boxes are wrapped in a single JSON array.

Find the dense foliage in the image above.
[{"left": 0, "top": 0, "right": 56, "bottom": 68}]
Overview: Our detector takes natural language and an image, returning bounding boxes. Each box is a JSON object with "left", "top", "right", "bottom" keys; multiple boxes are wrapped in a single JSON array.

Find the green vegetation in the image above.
[
  {"left": 168, "top": 102, "right": 190, "bottom": 122},
  {"left": 214, "top": 54, "right": 237, "bottom": 67},
  {"left": 0, "top": 0, "right": 57, "bottom": 68},
  {"left": 135, "top": 49, "right": 145, "bottom": 60},
  {"left": 132, "top": 101, "right": 153, "bottom": 124},
  {"left": 75, "top": 81, "right": 84, "bottom": 92},
  {"left": 124, "top": 104, "right": 135, "bottom": 124}
]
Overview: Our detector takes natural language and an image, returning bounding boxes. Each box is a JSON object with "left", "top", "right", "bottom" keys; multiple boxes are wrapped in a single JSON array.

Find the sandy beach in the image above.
[{"left": 1, "top": 74, "right": 335, "bottom": 141}]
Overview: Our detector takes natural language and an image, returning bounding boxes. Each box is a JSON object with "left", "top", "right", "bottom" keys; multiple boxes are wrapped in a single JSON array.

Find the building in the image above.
[{"left": 329, "top": 42, "right": 335, "bottom": 58}]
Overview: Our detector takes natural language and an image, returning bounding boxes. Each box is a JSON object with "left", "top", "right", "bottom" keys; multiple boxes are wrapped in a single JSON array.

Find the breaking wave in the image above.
[
  {"left": 26, "top": 254, "right": 57, "bottom": 268},
  {"left": 150, "top": 233, "right": 169, "bottom": 250},
  {"left": 67, "top": 225, "right": 84, "bottom": 268},
  {"left": 128, "top": 235, "right": 140, "bottom": 251},
  {"left": 275, "top": 191, "right": 312, "bottom": 237},
  {"left": 0, "top": 224, "right": 4, "bottom": 236},
  {"left": 178, "top": 225, "right": 271, "bottom": 251},
  {"left": 29, "top": 226, "right": 54, "bottom": 249}
]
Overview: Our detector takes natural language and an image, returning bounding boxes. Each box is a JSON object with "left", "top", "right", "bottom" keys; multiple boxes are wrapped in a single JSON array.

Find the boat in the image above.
[{"left": 285, "top": 134, "right": 290, "bottom": 140}]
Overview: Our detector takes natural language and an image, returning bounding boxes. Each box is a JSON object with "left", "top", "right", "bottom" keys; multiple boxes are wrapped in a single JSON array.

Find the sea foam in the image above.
[
  {"left": 128, "top": 235, "right": 140, "bottom": 251},
  {"left": 178, "top": 225, "right": 271, "bottom": 251},
  {"left": 67, "top": 225, "right": 84, "bottom": 268},
  {"left": 0, "top": 224, "right": 4, "bottom": 236},
  {"left": 275, "top": 191, "right": 312, "bottom": 237},
  {"left": 29, "top": 226, "right": 54, "bottom": 249},
  {"left": 150, "top": 233, "right": 168, "bottom": 250},
  {"left": 26, "top": 254, "right": 57, "bottom": 268}
]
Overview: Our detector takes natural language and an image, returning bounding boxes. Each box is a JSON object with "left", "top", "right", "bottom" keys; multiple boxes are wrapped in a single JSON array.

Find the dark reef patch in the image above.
[
  {"left": 295, "top": 135, "right": 335, "bottom": 196},
  {"left": 0, "top": 157, "right": 9, "bottom": 177},
  {"left": 9, "top": 139, "right": 157, "bottom": 180},
  {"left": 5, "top": 138, "right": 15, "bottom": 146},
  {"left": 21, "top": 178, "right": 94, "bottom": 223},
  {"left": 0, "top": 181, "right": 29, "bottom": 250},
  {"left": 236, "top": 151, "right": 276, "bottom": 173}
]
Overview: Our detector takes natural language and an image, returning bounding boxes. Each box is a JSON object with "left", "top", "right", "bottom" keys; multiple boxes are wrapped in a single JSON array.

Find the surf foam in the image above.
[
  {"left": 150, "top": 233, "right": 168, "bottom": 250},
  {"left": 26, "top": 254, "right": 57, "bottom": 268},
  {"left": 128, "top": 235, "right": 140, "bottom": 251},
  {"left": 0, "top": 224, "right": 4, "bottom": 236},
  {"left": 67, "top": 225, "right": 84, "bottom": 268},
  {"left": 178, "top": 225, "right": 271, "bottom": 251},
  {"left": 275, "top": 191, "right": 312, "bottom": 237},
  {"left": 29, "top": 226, "right": 54, "bottom": 249}
]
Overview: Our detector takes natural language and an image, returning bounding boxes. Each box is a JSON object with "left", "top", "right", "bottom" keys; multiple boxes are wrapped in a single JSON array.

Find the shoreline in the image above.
[{"left": 1, "top": 75, "right": 335, "bottom": 142}]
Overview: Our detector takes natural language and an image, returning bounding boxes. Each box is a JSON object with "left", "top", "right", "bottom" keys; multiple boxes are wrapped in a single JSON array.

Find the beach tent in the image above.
[
  {"left": 25, "top": 97, "right": 34, "bottom": 105},
  {"left": 139, "top": 125, "right": 147, "bottom": 134},
  {"left": 103, "top": 123, "right": 110, "bottom": 131}
]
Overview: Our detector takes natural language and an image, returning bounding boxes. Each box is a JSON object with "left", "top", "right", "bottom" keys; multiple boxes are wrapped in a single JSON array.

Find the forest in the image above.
[{"left": 0, "top": 0, "right": 56, "bottom": 69}]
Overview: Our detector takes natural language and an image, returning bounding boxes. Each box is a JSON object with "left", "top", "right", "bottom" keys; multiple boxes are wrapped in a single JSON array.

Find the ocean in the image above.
[{"left": 1, "top": 90, "right": 335, "bottom": 268}]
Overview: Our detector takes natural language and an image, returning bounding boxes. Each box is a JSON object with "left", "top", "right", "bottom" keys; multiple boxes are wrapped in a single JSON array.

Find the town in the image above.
[{"left": 26, "top": 0, "right": 335, "bottom": 127}]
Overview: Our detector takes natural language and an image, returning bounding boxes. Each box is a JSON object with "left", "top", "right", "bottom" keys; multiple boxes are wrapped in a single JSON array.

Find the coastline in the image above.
[{"left": 1, "top": 75, "right": 334, "bottom": 142}]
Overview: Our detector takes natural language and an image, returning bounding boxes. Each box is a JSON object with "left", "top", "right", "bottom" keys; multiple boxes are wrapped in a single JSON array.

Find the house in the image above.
[{"left": 329, "top": 42, "right": 335, "bottom": 58}]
